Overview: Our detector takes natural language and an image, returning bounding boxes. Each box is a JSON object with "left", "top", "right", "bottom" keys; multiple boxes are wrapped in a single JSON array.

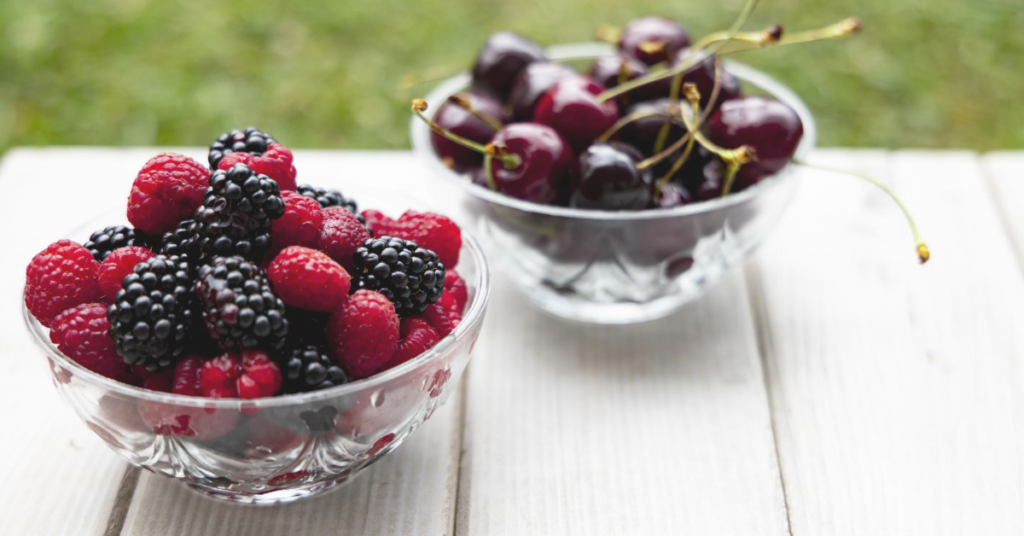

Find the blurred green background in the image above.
[{"left": 1, "top": 0, "right": 1020, "bottom": 155}]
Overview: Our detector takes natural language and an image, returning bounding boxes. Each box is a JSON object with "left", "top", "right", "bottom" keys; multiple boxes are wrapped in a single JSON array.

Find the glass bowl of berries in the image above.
[
  {"left": 409, "top": 16, "right": 856, "bottom": 323},
  {"left": 22, "top": 140, "right": 489, "bottom": 504}
]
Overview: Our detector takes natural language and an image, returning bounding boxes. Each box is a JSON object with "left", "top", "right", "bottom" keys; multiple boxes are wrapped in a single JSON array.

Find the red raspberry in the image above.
[
  {"left": 271, "top": 191, "right": 323, "bottom": 252},
  {"left": 318, "top": 206, "right": 371, "bottom": 272},
  {"left": 218, "top": 143, "right": 297, "bottom": 191},
  {"left": 327, "top": 290, "right": 399, "bottom": 379},
  {"left": 171, "top": 356, "right": 204, "bottom": 396},
  {"left": 361, "top": 209, "right": 400, "bottom": 237},
  {"left": 200, "top": 350, "right": 282, "bottom": 399},
  {"left": 380, "top": 318, "right": 439, "bottom": 372},
  {"left": 137, "top": 356, "right": 241, "bottom": 440},
  {"left": 127, "top": 153, "right": 209, "bottom": 235},
  {"left": 98, "top": 246, "right": 155, "bottom": 301},
  {"left": 49, "top": 303, "right": 123, "bottom": 378},
  {"left": 25, "top": 240, "right": 102, "bottom": 327},
  {"left": 422, "top": 292, "right": 461, "bottom": 337},
  {"left": 395, "top": 211, "right": 462, "bottom": 267},
  {"left": 125, "top": 365, "right": 175, "bottom": 392},
  {"left": 445, "top": 270, "right": 468, "bottom": 312},
  {"left": 267, "top": 246, "right": 351, "bottom": 312}
]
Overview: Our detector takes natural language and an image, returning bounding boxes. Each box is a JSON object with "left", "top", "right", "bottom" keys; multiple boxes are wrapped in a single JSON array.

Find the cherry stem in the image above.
[
  {"left": 412, "top": 99, "right": 521, "bottom": 170},
  {"left": 654, "top": 85, "right": 702, "bottom": 198},
  {"left": 597, "top": 110, "right": 672, "bottom": 143},
  {"left": 794, "top": 159, "right": 930, "bottom": 264},
  {"left": 483, "top": 153, "right": 498, "bottom": 191},
  {"left": 447, "top": 94, "right": 505, "bottom": 131},
  {"left": 595, "top": 25, "right": 621, "bottom": 43},
  {"left": 722, "top": 18, "right": 862, "bottom": 53},
  {"left": 597, "top": 0, "right": 761, "bottom": 103},
  {"left": 692, "top": 23, "right": 784, "bottom": 50}
]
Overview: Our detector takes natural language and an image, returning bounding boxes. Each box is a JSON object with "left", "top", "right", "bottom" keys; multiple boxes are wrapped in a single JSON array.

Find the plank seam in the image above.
[
  {"left": 980, "top": 154, "right": 1024, "bottom": 271},
  {"left": 448, "top": 362, "right": 472, "bottom": 536},
  {"left": 103, "top": 465, "right": 140, "bottom": 536}
]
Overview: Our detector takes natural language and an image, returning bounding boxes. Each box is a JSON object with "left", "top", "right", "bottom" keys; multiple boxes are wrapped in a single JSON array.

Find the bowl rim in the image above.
[
  {"left": 24, "top": 225, "right": 491, "bottom": 409},
  {"left": 409, "top": 42, "right": 817, "bottom": 220}
]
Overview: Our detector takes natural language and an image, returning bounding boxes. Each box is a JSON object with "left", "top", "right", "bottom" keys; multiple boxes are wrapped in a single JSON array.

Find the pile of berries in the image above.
[
  {"left": 25, "top": 128, "right": 469, "bottom": 403},
  {"left": 417, "top": 14, "right": 861, "bottom": 210}
]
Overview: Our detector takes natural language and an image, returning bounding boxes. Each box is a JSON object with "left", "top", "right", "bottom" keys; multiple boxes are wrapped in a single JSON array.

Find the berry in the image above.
[
  {"left": 350, "top": 236, "right": 445, "bottom": 317},
  {"left": 471, "top": 32, "right": 547, "bottom": 100},
  {"left": 487, "top": 123, "right": 574, "bottom": 205},
  {"left": 318, "top": 207, "right": 372, "bottom": 272},
  {"left": 327, "top": 290, "right": 399, "bottom": 379},
  {"left": 50, "top": 303, "right": 124, "bottom": 379},
  {"left": 381, "top": 318, "right": 439, "bottom": 371},
  {"left": 129, "top": 365, "right": 175, "bottom": 392},
  {"left": 208, "top": 127, "right": 276, "bottom": 169},
  {"left": 194, "top": 163, "right": 286, "bottom": 262},
  {"left": 570, "top": 142, "right": 654, "bottom": 210},
  {"left": 25, "top": 240, "right": 103, "bottom": 327},
  {"left": 194, "top": 256, "right": 289, "bottom": 350},
  {"left": 707, "top": 96, "right": 804, "bottom": 184},
  {"left": 216, "top": 142, "right": 298, "bottom": 192},
  {"left": 361, "top": 209, "right": 398, "bottom": 237},
  {"left": 533, "top": 76, "right": 621, "bottom": 153},
  {"left": 295, "top": 184, "right": 363, "bottom": 219},
  {"left": 157, "top": 218, "right": 200, "bottom": 263},
  {"left": 271, "top": 191, "right": 324, "bottom": 251},
  {"left": 394, "top": 211, "right": 462, "bottom": 268},
  {"left": 171, "top": 356, "right": 204, "bottom": 396},
  {"left": 200, "top": 350, "right": 282, "bottom": 399},
  {"left": 127, "top": 153, "right": 210, "bottom": 235},
  {"left": 430, "top": 93, "right": 506, "bottom": 172},
  {"left": 84, "top": 225, "right": 151, "bottom": 262},
  {"left": 98, "top": 246, "right": 156, "bottom": 300},
  {"left": 286, "top": 308, "right": 331, "bottom": 347},
  {"left": 279, "top": 344, "right": 351, "bottom": 393},
  {"left": 444, "top": 270, "right": 468, "bottom": 312},
  {"left": 508, "top": 62, "right": 578, "bottom": 121},
  {"left": 619, "top": 16, "right": 691, "bottom": 66},
  {"left": 422, "top": 292, "right": 461, "bottom": 337},
  {"left": 136, "top": 356, "right": 240, "bottom": 440},
  {"left": 267, "top": 246, "right": 351, "bottom": 312},
  {"left": 107, "top": 254, "right": 194, "bottom": 371}
]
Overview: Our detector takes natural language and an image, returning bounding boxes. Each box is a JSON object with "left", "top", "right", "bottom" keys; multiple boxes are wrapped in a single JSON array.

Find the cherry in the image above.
[
  {"left": 669, "top": 49, "right": 741, "bottom": 111},
  {"left": 707, "top": 96, "right": 803, "bottom": 184},
  {"left": 618, "top": 98, "right": 686, "bottom": 157},
  {"left": 488, "top": 123, "right": 575, "bottom": 204},
  {"left": 692, "top": 156, "right": 759, "bottom": 200},
  {"left": 618, "top": 17, "right": 691, "bottom": 66},
  {"left": 471, "top": 32, "right": 547, "bottom": 100},
  {"left": 585, "top": 55, "right": 666, "bottom": 105},
  {"left": 507, "top": 62, "right": 577, "bottom": 121},
  {"left": 654, "top": 181, "right": 692, "bottom": 208},
  {"left": 570, "top": 142, "right": 653, "bottom": 210},
  {"left": 533, "top": 76, "right": 621, "bottom": 153},
  {"left": 429, "top": 93, "right": 506, "bottom": 172}
]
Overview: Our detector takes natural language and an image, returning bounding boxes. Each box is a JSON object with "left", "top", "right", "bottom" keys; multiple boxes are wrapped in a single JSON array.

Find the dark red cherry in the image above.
[
  {"left": 533, "top": 76, "right": 621, "bottom": 153},
  {"left": 471, "top": 32, "right": 547, "bottom": 100},
  {"left": 707, "top": 96, "right": 803, "bottom": 183},
  {"left": 693, "top": 156, "right": 758, "bottom": 200},
  {"left": 570, "top": 142, "right": 653, "bottom": 210},
  {"left": 430, "top": 93, "right": 507, "bottom": 172},
  {"left": 618, "top": 98, "right": 686, "bottom": 157},
  {"left": 585, "top": 55, "right": 666, "bottom": 106},
  {"left": 654, "top": 182, "right": 692, "bottom": 208},
  {"left": 662, "top": 49, "right": 742, "bottom": 112},
  {"left": 507, "top": 62, "right": 578, "bottom": 121},
  {"left": 618, "top": 17, "right": 691, "bottom": 66},
  {"left": 488, "top": 123, "right": 574, "bottom": 205}
]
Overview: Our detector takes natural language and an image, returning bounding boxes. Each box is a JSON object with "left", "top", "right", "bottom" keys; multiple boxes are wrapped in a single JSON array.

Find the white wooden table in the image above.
[{"left": 2, "top": 148, "right": 1022, "bottom": 535}]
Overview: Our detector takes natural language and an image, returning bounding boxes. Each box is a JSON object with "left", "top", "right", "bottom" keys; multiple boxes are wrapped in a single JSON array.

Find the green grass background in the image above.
[{"left": 1, "top": 0, "right": 1020, "bottom": 154}]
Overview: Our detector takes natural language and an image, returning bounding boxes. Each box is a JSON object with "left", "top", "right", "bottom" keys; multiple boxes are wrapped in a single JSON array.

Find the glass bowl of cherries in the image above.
[{"left": 409, "top": 12, "right": 870, "bottom": 324}]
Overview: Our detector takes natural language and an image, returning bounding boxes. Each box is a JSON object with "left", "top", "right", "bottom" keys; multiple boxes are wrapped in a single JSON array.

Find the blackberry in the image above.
[
  {"left": 194, "top": 256, "right": 289, "bottom": 350},
  {"left": 208, "top": 127, "right": 276, "bottom": 169},
  {"left": 351, "top": 236, "right": 446, "bottom": 317},
  {"left": 296, "top": 184, "right": 361, "bottom": 215},
  {"left": 194, "top": 164, "right": 285, "bottom": 261},
  {"left": 107, "top": 255, "right": 194, "bottom": 371},
  {"left": 279, "top": 344, "right": 351, "bottom": 394},
  {"left": 84, "top": 225, "right": 152, "bottom": 262},
  {"left": 158, "top": 219, "right": 200, "bottom": 264}
]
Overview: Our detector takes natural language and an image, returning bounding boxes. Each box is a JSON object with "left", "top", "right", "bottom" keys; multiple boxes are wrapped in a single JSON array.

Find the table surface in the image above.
[{"left": 1, "top": 147, "right": 1022, "bottom": 535}]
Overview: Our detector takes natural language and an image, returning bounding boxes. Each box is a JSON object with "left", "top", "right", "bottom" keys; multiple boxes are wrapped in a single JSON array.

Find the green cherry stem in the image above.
[
  {"left": 692, "top": 23, "right": 784, "bottom": 51},
  {"left": 654, "top": 84, "right": 702, "bottom": 198},
  {"left": 721, "top": 18, "right": 862, "bottom": 54},
  {"left": 411, "top": 99, "right": 521, "bottom": 170},
  {"left": 448, "top": 94, "right": 505, "bottom": 131}
]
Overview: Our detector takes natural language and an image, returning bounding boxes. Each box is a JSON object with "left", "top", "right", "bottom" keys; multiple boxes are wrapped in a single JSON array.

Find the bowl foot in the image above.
[{"left": 184, "top": 476, "right": 351, "bottom": 505}]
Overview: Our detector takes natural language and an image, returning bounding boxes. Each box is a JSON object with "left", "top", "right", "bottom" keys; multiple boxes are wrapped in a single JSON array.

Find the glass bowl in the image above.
[
  {"left": 410, "top": 43, "right": 816, "bottom": 324},
  {"left": 24, "top": 211, "right": 490, "bottom": 505}
]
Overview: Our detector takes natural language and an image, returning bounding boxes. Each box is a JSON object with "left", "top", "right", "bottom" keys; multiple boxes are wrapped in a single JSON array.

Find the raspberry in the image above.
[
  {"left": 127, "top": 365, "right": 175, "bottom": 392},
  {"left": 200, "top": 350, "right": 282, "bottom": 399},
  {"left": 327, "top": 290, "right": 399, "bottom": 379},
  {"left": 49, "top": 303, "right": 123, "bottom": 379},
  {"left": 318, "top": 206, "right": 371, "bottom": 272},
  {"left": 445, "top": 270, "right": 468, "bottom": 312},
  {"left": 98, "top": 246, "right": 156, "bottom": 300},
  {"left": 271, "top": 191, "right": 323, "bottom": 252},
  {"left": 171, "top": 356, "right": 204, "bottom": 396},
  {"left": 380, "top": 318, "right": 439, "bottom": 371},
  {"left": 422, "top": 292, "right": 461, "bottom": 337},
  {"left": 361, "top": 209, "right": 399, "bottom": 237},
  {"left": 395, "top": 211, "right": 462, "bottom": 267},
  {"left": 25, "top": 240, "right": 102, "bottom": 327},
  {"left": 267, "top": 246, "right": 351, "bottom": 312},
  {"left": 127, "top": 153, "right": 210, "bottom": 235},
  {"left": 217, "top": 143, "right": 297, "bottom": 191}
]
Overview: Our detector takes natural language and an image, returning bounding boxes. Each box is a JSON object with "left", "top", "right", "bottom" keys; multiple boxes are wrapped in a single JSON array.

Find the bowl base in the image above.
[
  {"left": 522, "top": 284, "right": 701, "bottom": 324},
  {"left": 184, "top": 475, "right": 352, "bottom": 505}
]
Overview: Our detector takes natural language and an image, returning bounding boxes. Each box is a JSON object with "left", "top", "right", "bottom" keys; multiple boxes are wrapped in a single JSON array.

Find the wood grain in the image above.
[
  {"left": 749, "top": 150, "right": 1024, "bottom": 535},
  {"left": 983, "top": 152, "right": 1024, "bottom": 266}
]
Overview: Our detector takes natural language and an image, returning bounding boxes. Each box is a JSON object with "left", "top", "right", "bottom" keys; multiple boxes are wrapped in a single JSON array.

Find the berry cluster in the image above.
[{"left": 25, "top": 130, "right": 468, "bottom": 413}]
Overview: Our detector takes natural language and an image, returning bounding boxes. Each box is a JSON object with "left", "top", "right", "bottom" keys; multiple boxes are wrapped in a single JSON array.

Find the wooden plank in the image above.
[
  {"left": 456, "top": 271, "right": 790, "bottom": 535},
  {"left": 983, "top": 152, "right": 1024, "bottom": 266},
  {"left": 749, "top": 150, "right": 1024, "bottom": 535}
]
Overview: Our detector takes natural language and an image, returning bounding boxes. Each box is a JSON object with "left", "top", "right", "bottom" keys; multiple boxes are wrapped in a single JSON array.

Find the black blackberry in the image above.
[
  {"left": 158, "top": 218, "right": 200, "bottom": 264},
  {"left": 194, "top": 164, "right": 285, "bottom": 261},
  {"left": 107, "top": 255, "right": 194, "bottom": 371},
  {"left": 84, "top": 225, "right": 152, "bottom": 262},
  {"left": 286, "top": 309, "right": 330, "bottom": 347},
  {"left": 279, "top": 345, "right": 351, "bottom": 394},
  {"left": 208, "top": 127, "right": 276, "bottom": 169},
  {"left": 194, "top": 256, "right": 289, "bottom": 350},
  {"left": 296, "top": 184, "right": 360, "bottom": 214},
  {"left": 351, "top": 236, "right": 446, "bottom": 317}
]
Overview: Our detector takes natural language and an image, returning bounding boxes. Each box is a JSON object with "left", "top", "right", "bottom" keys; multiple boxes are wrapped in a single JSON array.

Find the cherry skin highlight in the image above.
[
  {"left": 508, "top": 62, "right": 578, "bottom": 121},
  {"left": 707, "top": 96, "right": 803, "bottom": 183},
  {"left": 533, "top": 76, "right": 621, "bottom": 153},
  {"left": 430, "top": 93, "right": 507, "bottom": 172},
  {"left": 471, "top": 32, "right": 547, "bottom": 100},
  {"left": 618, "top": 16, "right": 691, "bottom": 66},
  {"left": 488, "top": 122, "right": 575, "bottom": 205},
  {"left": 570, "top": 142, "right": 653, "bottom": 210}
]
